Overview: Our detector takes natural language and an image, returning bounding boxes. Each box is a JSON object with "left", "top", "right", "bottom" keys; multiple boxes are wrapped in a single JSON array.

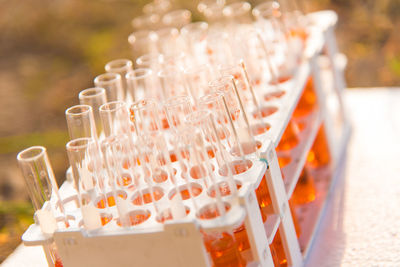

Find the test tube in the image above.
[
  {"left": 143, "top": 0, "right": 172, "bottom": 15},
  {"left": 101, "top": 135, "right": 147, "bottom": 227},
  {"left": 162, "top": 9, "right": 192, "bottom": 29},
  {"left": 131, "top": 13, "right": 161, "bottom": 31},
  {"left": 78, "top": 87, "right": 107, "bottom": 137},
  {"left": 180, "top": 22, "right": 209, "bottom": 65},
  {"left": 183, "top": 64, "right": 215, "bottom": 102},
  {"left": 197, "top": 0, "right": 226, "bottom": 24},
  {"left": 17, "top": 146, "right": 66, "bottom": 267},
  {"left": 184, "top": 110, "right": 251, "bottom": 265},
  {"left": 223, "top": 1, "right": 252, "bottom": 25},
  {"left": 126, "top": 68, "right": 157, "bottom": 102},
  {"left": 164, "top": 95, "right": 193, "bottom": 131},
  {"left": 66, "top": 138, "right": 109, "bottom": 230},
  {"left": 198, "top": 92, "right": 274, "bottom": 223},
  {"left": 128, "top": 30, "right": 159, "bottom": 60},
  {"left": 130, "top": 98, "right": 164, "bottom": 133},
  {"left": 155, "top": 27, "right": 185, "bottom": 56},
  {"left": 158, "top": 66, "right": 189, "bottom": 99},
  {"left": 65, "top": 105, "right": 98, "bottom": 141},
  {"left": 105, "top": 59, "right": 133, "bottom": 102},
  {"left": 99, "top": 101, "right": 131, "bottom": 138},
  {"left": 94, "top": 73, "right": 124, "bottom": 102},
  {"left": 208, "top": 75, "right": 258, "bottom": 158}
]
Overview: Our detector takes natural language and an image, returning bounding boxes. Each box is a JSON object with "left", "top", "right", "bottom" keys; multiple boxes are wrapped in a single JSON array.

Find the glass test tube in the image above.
[
  {"left": 162, "top": 9, "right": 192, "bottom": 29},
  {"left": 185, "top": 110, "right": 250, "bottom": 266},
  {"left": 208, "top": 75, "right": 258, "bottom": 158},
  {"left": 65, "top": 105, "right": 98, "bottom": 141},
  {"left": 128, "top": 30, "right": 159, "bottom": 60},
  {"left": 78, "top": 87, "right": 107, "bottom": 137},
  {"left": 184, "top": 64, "right": 215, "bottom": 102},
  {"left": 158, "top": 66, "right": 189, "bottom": 99},
  {"left": 17, "top": 146, "right": 66, "bottom": 267},
  {"left": 198, "top": 92, "right": 273, "bottom": 223},
  {"left": 94, "top": 73, "right": 124, "bottom": 102},
  {"left": 66, "top": 138, "right": 110, "bottom": 229},
  {"left": 131, "top": 13, "right": 161, "bottom": 31},
  {"left": 105, "top": 59, "right": 133, "bottom": 102},
  {"left": 164, "top": 95, "right": 193, "bottom": 131},
  {"left": 99, "top": 101, "right": 131, "bottom": 138},
  {"left": 126, "top": 68, "right": 158, "bottom": 102}
]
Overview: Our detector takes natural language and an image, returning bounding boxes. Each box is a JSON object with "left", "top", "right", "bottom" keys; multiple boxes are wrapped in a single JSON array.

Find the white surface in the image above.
[
  {"left": 306, "top": 88, "right": 400, "bottom": 266},
  {"left": 3, "top": 88, "right": 400, "bottom": 266}
]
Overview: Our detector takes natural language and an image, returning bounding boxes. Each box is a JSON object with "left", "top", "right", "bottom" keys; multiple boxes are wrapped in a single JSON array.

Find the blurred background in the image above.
[{"left": 0, "top": 0, "right": 399, "bottom": 262}]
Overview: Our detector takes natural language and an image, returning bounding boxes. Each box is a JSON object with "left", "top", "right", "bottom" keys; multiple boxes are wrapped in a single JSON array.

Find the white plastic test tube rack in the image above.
[{"left": 21, "top": 10, "right": 351, "bottom": 267}]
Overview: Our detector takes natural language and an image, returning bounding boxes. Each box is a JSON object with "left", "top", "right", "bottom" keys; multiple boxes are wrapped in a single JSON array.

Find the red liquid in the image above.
[{"left": 55, "top": 259, "right": 63, "bottom": 267}]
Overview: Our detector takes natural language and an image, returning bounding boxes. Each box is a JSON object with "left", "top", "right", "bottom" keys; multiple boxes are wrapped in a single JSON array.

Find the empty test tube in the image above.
[{"left": 17, "top": 146, "right": 66, "bottom": 266}]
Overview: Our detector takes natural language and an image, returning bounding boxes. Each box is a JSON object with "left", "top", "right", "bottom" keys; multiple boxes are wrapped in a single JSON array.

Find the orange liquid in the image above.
[
  {"left": 253, "top": 106, "right": 278, "bottom": 119},
  {"left": 153, "top": 169, "right": 168, "bottom": 183},
  {"left": 270, "top": 230, "right": 287, "bottom": 267},
  {"left": 264, "top": 90, "right": 286, "bottom": 101},
  {"left": 307, "top": 125, "right": 331, "bottom": 168},
  {"left": 269, "top": 76, "right": 292, "bottom": 85},
  {"left": 278, "top": 156, "right": 291, "bottom": 169},
  {"left": 289, "top": 201, "right": 301, "bottom": 238},
  {"left": 291, "top": 169, "right": 316, "bottom": 205},
  {"left": 209, "top": 181, "right": 242, "bottom": 198},
  {"left": 117, "top": 175, "right": 132, "bottom": 187},
  {"left": 276, "top": 121, "right": 299, "bottom": 152},
  {"left": 55, "top": 259, "right": 63, "bottom": 267},
  {"left": 100, "top": 214, "right": 112, "bottom": 226},
  {"left": 293, "top": 77, "right": 317, "bottom": 118},
  {"left": 190, "top": 164, "right": 214, "bottom": 179},
  {"left": 128, "top": 212, "right": 150, "bottom": 226},
  {"left": 170, "top": 185, "right": 203, "bottom": 200},
  {"left": 289, "top": 27, "right": 309, "bottom": 42},
  {"left": 203, "top": 232, "right": 246, "bottom": 267},
  {"left": 132, "top": 188, "right": 164, "bottom": 205},
  {"left": 251, "top": 123, "right": 271, "bottom": 136},
  {"left": 97, "top": 193, "right": 126, "bottom": 208},
  {"left": 255, "top": 175, "right": 274, "bottom": 222},
  {"left": 219, "top": 160, "right": 253, "bottom": 176},
  {"left": 233, "top": 223, "right": 251, "bottom": 253},
  {"left": 231, "top": 141, "right": 262, "bottom": 156}
]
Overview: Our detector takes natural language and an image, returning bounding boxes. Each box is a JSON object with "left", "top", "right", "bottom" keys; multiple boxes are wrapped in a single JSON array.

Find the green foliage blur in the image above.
[{"left": 0, "top": 0, "right": 398, "bottom": 262}]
